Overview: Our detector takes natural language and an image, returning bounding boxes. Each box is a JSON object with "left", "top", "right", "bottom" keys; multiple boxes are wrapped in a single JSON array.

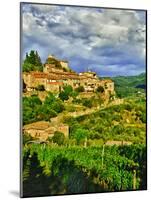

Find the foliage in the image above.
[
  {"left": 65, "top": 98, "right": 146, "bottom": 143},
  {"left": 110, "top": 73, "right": 146, "bottom": 98},
  {"left": 59, "top": 91, "right": 69, "bottom": 101},
  {"left": 36, "top": 105, "right": 57, "bottom": 121},
  {"left": 44, "top": 93, "right": 64, "bottom": 113},
  {"left": 23, "top": 134, "right": 33, "bottom": 145},
  {"left": 59, "top": 85, "right": 73, "bottom": 101},
  {"left": 70, "top": 90, "right": 79, "bottom": 98},
  {"left": 23, "top": 50, "right": 43, "bottom": 72},
  {"left": 75, "top": 86, "right": 85, "bottom": 92},
  {"left": 23, "top": 152, "right": 51, "bottom": 197},
  {"left": 23, "top": 93, "right": 64, "bottom": 125},
  {"left": 82, "top": 99, "right": 93, "bottom": 108},
  {"left": 23, "top": 95, "right": 42, "bottom": 125},
  {"left": 73, "top": 128, "right": 89, "bottom": 145},
  {"left": 23, "top": 144, "right": 146, "bottom": 196},
  {"left": 52, "top": 131, "right": 65, "bottom": 145}
]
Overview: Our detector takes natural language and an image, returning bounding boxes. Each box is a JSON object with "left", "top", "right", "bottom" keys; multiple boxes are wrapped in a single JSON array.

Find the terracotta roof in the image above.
[
  {"left": 47, "top": 74, "right": 61, "bottom": 80},
  {"left": 47, "top": 82, "right": 63, "bottom": 85},
  {"left": 23, "top": 71, "right": 113, "bottom": 83},
  {"left": 47, "top": 72, "right": 79, "bottom": 80},
  {"left": 30, "top": 72, "right": 48, "bottom": 78}
]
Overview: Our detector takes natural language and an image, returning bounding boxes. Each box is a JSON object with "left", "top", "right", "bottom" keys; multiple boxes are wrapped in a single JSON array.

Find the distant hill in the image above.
[
  {"left": 111, "top": 73, "right": 146, "bottom": 88},
  {"left": 103, "top": 73, "right": 146, "bottom": 98},
  {"left": 135, "top": 84, "right": 146, "bottom": 90}
]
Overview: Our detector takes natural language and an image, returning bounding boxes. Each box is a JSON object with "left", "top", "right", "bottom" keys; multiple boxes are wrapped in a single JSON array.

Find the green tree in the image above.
[
  {"left": 75, "top": 86, "right": 85, "bottom": 92},
  {"left": 23, "top": 95, "right": 42, "bottom": 125},
  {"left": 70, "top": 91, "right": 79, "bottom": 99},
  {"left": 63, "top": 85, "right": 73, "bottom": 94},
  {"left": 74, "top": 128, "right": 88, "bottom": 145},
  {"left": 52, "top": 131, "right": 65, "bottom": 145},
  {"left": 36, "top": 105, "right": 57, "bottom": 121},
  {"left": 51, "top": 100, "right": 64, "bottom": 113},
  {"left": 44, "top": 92, "right": 56, "bottom": 105},
  {"left": 23, "top": 50, "right": 43, "bottom": 72},
  {"left": 59, "top": 91, "right": 69, "bottom": 101},
  {"left": 82, "top": 99, "right": 93, "bottom": 108},
  {"left": 35, "top": 51, "right": 42, "bottom": 66},
  {"left": 59, "top": 85, "right": 73, "bottom": 101}
]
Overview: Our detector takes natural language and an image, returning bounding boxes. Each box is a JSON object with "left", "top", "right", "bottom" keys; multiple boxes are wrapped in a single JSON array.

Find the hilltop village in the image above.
[
  {"left": 23, "top": 54, "right": 115, "bottom": 96},
  {"left": 23, "top": 54, "right": 116, "bottom": 142}
]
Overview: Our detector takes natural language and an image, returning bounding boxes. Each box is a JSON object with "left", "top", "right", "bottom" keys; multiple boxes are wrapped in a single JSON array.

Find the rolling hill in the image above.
[{"left": 110, "top": 73, "right": 146, "bottom": 98}]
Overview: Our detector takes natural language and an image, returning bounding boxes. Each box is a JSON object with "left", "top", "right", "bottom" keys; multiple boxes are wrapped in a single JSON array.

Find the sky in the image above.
[{"left": 21, "top": 3, "right": 146, "bottom": 77}]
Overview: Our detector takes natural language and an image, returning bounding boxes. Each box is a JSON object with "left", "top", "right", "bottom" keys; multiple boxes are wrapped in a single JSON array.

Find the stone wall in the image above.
[
  {"left": 45, "top": 82, "right": 62, "bottom": 93},
  {"left": 57, "top": 125, "right": 69, "bottom": 138},
  {"left": 44, "top": 64, "right": 64, "bottom": 73},
  {"left": 23, "top": 121, "right": 69, "bottom": 141},
  {"left": 24, "top": 129, "right": 53, "bottom": 141},
  {"left": 23, "top": 68, "right": 115, "bottom": 95},
  {"left": 43, "top": 64, "right": 56, "bottom": 73},
  {"left": 59, "top": 61, "right": 69, "bottom": 71}
]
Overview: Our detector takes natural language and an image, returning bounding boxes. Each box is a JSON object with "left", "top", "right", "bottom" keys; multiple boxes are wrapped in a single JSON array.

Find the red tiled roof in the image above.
[{"left": 30, "top": 72, "right": 48, "bottom": 78}]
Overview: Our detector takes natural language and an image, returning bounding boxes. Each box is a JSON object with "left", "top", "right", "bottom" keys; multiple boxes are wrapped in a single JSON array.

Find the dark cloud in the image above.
[{"left": 21, "top": 3, "right": 146, "bottom": 76}]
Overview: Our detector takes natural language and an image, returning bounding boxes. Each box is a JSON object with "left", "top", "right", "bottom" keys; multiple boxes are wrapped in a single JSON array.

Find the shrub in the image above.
[
  {"left": 44, "top": 92, "right": 56, "bottom": 105},
  {"left": 36, "top": 85, "right": 45, "bottom": 91},
  {"left": 75, "top": 86, "right": 85, "bottom": 93},
  {"left": 82, "top": 99, "right": 93, "bottom": 108},
  {"left": 59, "top": 85, "right": 73, "bottom": 101},
  {"left": 23, "top": 50, "right": 43, "bottom": 72},
  {"left": 73, "top": 128, "right": 89, "bottom": 145},
  {"left": 59, "top": 91, "right": 69, "bottom": 101},
  {"left": 66, "top": 105, "right": 76, "bottom": 112},
  {"left": 51, "top": 100, "right": 65, "bottom": 113},
  {"left": 52, "top": 131, "right": 65, "bottom": 145},
  {"left": 23, "top": 134, "right": 33, "bottom": 145},
  {"left": 36, "top": 105, "right": 57, "bottom": 121}
]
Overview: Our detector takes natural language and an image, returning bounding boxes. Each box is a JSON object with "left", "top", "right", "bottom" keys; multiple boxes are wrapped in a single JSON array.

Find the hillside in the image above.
[
  {"left": 110, "top": 73, "right": 146, "bottom": 98},
  {"left": 64, "top": 97, "right": 146, "bottom": 144}
]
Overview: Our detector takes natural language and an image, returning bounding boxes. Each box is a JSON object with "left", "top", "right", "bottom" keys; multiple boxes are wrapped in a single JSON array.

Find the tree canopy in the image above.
[{"left": 23, "top": 50, "right": 43, "bottom": 72}]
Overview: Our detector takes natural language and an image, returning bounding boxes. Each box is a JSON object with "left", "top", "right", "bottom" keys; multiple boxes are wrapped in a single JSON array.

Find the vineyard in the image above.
[{"left": 23, "top": 144, "right": 146, "bottom": 197}]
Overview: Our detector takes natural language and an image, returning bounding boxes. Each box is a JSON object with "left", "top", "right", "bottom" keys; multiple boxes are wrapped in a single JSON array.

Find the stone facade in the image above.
[
  {"left": 23, "top": 121, "right": 69, "bottom": 141},
  {"left": 23, "top": 55, "right": 115, "bottom": 95},
  {"left": 59, "top": 60, "right": 69, "bottom": 71}
]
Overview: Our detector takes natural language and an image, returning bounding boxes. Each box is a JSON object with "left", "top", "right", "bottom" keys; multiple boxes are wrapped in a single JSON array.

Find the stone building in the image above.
[
  {"left": 23, "top": 121, "right": 69, "bottom": 141},
  {"left": 23, "top": 55, "right": 115, "bottom": 95},
  {"left": 59, "top": 60, "right": 69, "bottom": 71},
  {"left": 44, "top": 55, "right": 70, "bottom": 72}
]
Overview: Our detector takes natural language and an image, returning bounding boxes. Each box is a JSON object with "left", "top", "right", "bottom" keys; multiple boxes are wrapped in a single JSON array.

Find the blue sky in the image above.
[{"left": 21, "top": 3, "right": 146, "bottom": 77}]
